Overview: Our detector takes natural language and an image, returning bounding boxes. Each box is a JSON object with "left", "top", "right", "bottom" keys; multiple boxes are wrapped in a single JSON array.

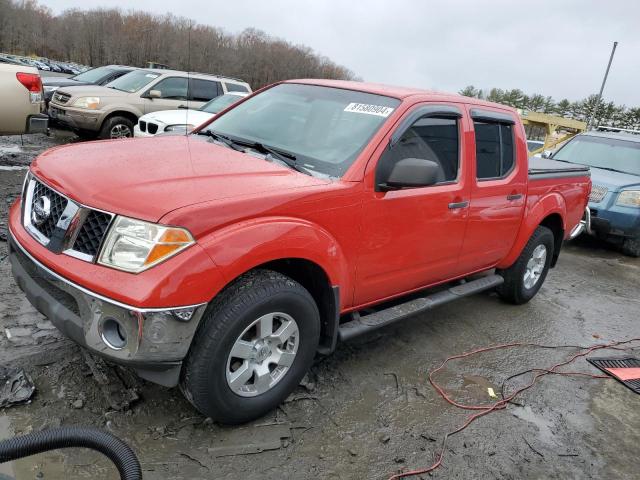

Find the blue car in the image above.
[{"left": 544, "top": 128, "right": 640, "bottom": 256}]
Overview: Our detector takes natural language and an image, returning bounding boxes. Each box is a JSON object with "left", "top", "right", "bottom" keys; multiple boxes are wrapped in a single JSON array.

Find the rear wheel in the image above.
[
  {"left": 180, "top": 270, "right": 320, "bottom": 424},
  {"left": 99, "top": 116, "right": 134, "bottom": 140},
  {"left": 497, "top": 226, "right": 554, "bottom": 305}
]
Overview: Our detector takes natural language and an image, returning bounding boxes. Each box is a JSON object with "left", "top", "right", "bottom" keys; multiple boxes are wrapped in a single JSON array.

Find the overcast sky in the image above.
[{"left": 44, "top": 0, "right": 640, "bottom": 106}]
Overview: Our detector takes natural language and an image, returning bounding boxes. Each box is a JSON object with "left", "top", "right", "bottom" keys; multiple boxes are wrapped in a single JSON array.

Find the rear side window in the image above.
[
  {"left": 190, "top": 79, "right": 222, "bottom": 102},
  {"left": 377, "top": 116, "right": 460, "bottom": 185},
  {"left": 474, "top": 121, "right": 514, "bottom": 179},
  {"left": 225, "top": 82, "right": 250, "bottom": 93}
]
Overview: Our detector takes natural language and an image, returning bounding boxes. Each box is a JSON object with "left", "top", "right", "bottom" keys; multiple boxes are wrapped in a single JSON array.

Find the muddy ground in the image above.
[{"left": 1, "top": 132, "right": 639, "bottom": 479}]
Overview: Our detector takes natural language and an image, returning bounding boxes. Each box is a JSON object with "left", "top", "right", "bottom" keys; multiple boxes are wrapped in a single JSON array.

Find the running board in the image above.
[{"left": 338, "top": 274, "right": 504, "bottom": 341}]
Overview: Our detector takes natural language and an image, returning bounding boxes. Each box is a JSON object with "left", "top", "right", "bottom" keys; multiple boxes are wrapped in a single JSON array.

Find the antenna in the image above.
[{"left": 186, "top": 20, "right": 192, "bottom": 135}]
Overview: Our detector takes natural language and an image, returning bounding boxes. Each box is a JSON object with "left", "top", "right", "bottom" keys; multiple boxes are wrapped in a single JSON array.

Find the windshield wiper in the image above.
[
  {"left": 225, "top": 138, "right": 310, "bottom": 174},
  {"left": 196, "top": 130, "right": 244, "bottom": 151}
]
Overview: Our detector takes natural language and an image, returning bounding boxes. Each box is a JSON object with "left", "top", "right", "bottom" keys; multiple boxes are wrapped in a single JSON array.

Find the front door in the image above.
[
  {"left": 355, "top": 103, "right": 470, "bottom": 306},
  {"left": 142, "top": 76, "right": 189, "bottom": 114}
]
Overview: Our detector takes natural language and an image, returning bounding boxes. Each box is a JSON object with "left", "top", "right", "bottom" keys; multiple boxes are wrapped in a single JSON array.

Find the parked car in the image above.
[
  {"left": 527, "top": 139, "right": 544, "bottom": 153},
  {"left": 134, "top": 92, "right": 248, "bottom": 137},
  {"left": 8, "top": 80, "right": 590, "bottom": 424},
  {"left": 540, "top": 128, "right": 640, "bottom": 256},
  {"left": 0, "top": 63, "right": 48, "bottom": 135},
  {"left": 48, "top": 69, "right": 251, "bottom": 139},
  {"left": 42, "top": 65, "right": 137, "bottom": 106}
]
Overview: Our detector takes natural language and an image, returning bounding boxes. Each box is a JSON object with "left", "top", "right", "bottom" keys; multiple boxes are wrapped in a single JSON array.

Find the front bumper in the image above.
[
  {"left": 9, "top": 232, "right": 207, "bottom": 387},
  {"left": 48, "top": 104, "right": 103, "bottom": 131},
  {"left": 588, "top": 198, "right": 640, "bottom": 239}
]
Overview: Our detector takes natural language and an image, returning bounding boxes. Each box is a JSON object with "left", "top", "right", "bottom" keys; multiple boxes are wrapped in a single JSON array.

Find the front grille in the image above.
[
  {"left": 31, "top": 180, "right": 68, "bottom": 238},
  {"left": 73, "top": 210, "right": 112, "bottom": 256},
  {"left": 147, "top": 123, "right": 158, "bottom": 134},
  {"left": 52, "top": 92, "right": 71, "bottom": 104},
  {"left": 23, "top": 175, "right": 114, "bottom": 262},
  {"left": 589, "top": 184, "right": 608, "bottom": 203},
  {"left": 139, "top": 121, "right": 147, "bottom": 132}
]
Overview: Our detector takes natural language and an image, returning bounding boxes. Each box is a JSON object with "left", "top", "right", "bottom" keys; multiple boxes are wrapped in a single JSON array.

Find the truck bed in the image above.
[{"left": 528, "top": 158, "right": 590, "bottom": 180}]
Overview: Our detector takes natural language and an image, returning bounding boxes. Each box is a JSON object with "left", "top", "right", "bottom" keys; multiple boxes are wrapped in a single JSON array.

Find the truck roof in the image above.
[{"left": 285, "top": 79, "right": 516, "bottom": 111}]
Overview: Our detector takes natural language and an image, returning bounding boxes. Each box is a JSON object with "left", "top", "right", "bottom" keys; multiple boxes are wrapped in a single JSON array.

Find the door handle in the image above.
[
  {"left": 448, "top": 201, "right": 469, "bottom": 209},
  {"left": 507, "top": 193, "right": 523, "bottom": 201}
]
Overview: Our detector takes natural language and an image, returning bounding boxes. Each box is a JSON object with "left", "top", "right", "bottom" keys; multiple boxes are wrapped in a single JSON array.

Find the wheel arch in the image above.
[
  {"left": 101, "top": 110, "right": 139, "bottom": 129},
  {"left": 498, "top": 192, "right": 567, "bottom": 269}
]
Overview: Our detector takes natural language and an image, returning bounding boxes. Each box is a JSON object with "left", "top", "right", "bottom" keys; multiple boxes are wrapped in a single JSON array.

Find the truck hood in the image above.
[
  {"left": 140, "top": 109, "right": 213, "bottom": 127},
  {"left": 589, "top": 166, "right": 640, "bottom": 192},
  {"left": 56, "top": 84, "right": 127, "bottom": 99},
  {"left": 31, "top": 136, "right": 330, "bottom": 223}
]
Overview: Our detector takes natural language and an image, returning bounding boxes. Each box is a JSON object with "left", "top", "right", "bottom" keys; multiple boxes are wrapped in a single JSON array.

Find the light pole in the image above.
[{"left": 587, "top": 41, "right": 618, "bottom": 129}]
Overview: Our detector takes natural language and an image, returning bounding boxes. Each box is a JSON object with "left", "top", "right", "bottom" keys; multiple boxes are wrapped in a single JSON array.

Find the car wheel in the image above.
[
  {"left": 99, "top": 116, "right": 134, "bottom": 140},
  {"left": 496, "top": 226, "right": 554, "bottom": 305},
  {"left": 180, "top": 269, "right": 320, "bottom": 424},
  {"left": 621, "top": 235, "right": 640, "bottom": 257}
]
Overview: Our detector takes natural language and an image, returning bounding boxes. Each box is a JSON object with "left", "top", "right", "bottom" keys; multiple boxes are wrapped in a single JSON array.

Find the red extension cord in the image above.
[{"left": 388, "top": 338, "right": 640, "bottom": 479}]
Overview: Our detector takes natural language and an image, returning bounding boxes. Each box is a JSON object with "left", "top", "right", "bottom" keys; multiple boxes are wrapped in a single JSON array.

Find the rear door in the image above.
[
  {"left": 355, "top": 103, "right": 471, "bottom": 305},
  {"left": 457, "top": 106, "right": 527, "bottom": 271},
  {"left": 188, "top": 78, "right": 222, "bottom": 109}
]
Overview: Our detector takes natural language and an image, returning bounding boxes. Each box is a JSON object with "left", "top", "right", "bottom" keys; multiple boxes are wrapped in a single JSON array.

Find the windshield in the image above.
[
  {"left": 72, "top": 66, "right": 116, "bottom": 83},
  {"left": 200, "top": 94, "right": 243, "bottom": 114},
  {"left": 553, "top": 135, "right": 640, "bottom": 176},
  {"left": 107, "top": 70, "right": 160, "bottom": 93},
  {"left": 527, "top": 141, "right": 543, "bottom": 152},
  {"left": 203, "top": 83, "right": 400, "bottom": 177}
]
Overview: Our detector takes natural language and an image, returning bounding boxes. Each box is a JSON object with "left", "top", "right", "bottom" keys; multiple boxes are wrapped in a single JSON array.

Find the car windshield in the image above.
[
  {"left": 553, "top": 135, "right": 640, "bottom": 176},
  {"left": 107, "top": 70, "right": 160, "bottom": 93},
  {"left": 202, "top": 83, "right": 400, "bottom": 177},
  {"left": 527, "top": 141, "right": 543, "bottom": 152},
  {"left": 200, "top": 94, "right": 243, "bottom": 114},
  {"left": 71, "top": 66, "right": 116, "bottom": 83}
]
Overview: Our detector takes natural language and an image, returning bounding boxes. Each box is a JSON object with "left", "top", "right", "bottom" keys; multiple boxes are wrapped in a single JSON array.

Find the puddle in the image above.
[{"left": 512, "top": 405, "right": 555, "bottom": 444}]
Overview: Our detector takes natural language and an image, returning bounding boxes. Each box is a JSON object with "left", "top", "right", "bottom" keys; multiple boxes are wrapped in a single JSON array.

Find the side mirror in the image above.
[
  {"left": 380, "top": 158, "right": 441, "bottom": 191},
  {"left": 148, "top": 89, "right": 161, "bottom": 99},
  {"left": 541, "top": 150, "right": 553, "bottom": 159}
]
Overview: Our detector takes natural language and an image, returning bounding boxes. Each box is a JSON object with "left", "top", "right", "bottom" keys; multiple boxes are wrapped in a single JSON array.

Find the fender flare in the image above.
[
  {"left": 198, "top": 216, "right": 351, "bottom": 305},
  {"left": 498, "top": 193, "right": 567, "bottom": 269}
]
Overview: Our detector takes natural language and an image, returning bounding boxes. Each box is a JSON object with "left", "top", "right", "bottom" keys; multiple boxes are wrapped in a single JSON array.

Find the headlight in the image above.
[
  {"left": 98, "top": 216, "right": 194, "bottom": 273},
  {"left": 73, "top": 96, "right": 100, "bottom": 109},
  {"left": 164, "top": 124, "right": 194, "bottom": 132},
  {"left": 616, "top": 190, "right": 640, "bottom": 208}
]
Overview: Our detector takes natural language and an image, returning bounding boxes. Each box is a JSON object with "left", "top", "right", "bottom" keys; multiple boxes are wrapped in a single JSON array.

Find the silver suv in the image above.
[{"left": 48, "top": 69, "right": 251, "bottom": 139}]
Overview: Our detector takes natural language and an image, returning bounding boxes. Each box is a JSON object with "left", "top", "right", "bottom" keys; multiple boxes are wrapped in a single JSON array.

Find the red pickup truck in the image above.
[{"left": 8, "top": 80, "right": 591, "bottom": 423}]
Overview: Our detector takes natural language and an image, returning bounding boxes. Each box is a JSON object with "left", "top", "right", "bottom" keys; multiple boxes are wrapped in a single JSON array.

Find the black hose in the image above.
[{"left": 0, "top": 427, "right": 141, "bottom": 480}]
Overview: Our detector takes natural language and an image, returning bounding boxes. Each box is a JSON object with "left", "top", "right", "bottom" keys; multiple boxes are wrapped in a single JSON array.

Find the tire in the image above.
[
  {"left": 497, "top": 226, "right": 554, "bottom": 305},
  {"left": 180, "top": 269, "right": 320, "bottom": 424},
  {"left": 99, "top": 116, "right": 134, "bottom": 140},
  {"left": 621, "top": 235, "right": 640, "bottom": 257}
]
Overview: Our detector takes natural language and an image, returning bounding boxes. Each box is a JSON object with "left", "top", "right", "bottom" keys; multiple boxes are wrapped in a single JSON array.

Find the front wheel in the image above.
[
  {"left": 99, "top": 116, "right": 134, "bottom": 140},
  {"left": 497, "top": 226, "right": 554, "bottom": 305},
  {"left": 621, "top": 235, "right": 640, "bottom": 257},
  {"left": 180, "top": 270, "right": 320, "bottom": 424}
]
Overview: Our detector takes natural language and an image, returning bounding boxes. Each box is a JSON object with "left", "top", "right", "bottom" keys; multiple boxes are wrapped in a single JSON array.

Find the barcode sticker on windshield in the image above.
[{"left": 344, "top": 103, "right": 394, "bottom": 117}]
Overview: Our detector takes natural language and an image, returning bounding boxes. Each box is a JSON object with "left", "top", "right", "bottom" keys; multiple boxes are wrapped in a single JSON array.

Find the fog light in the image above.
[{"left": 101, "top": 317, "right": 127, "bottom": 350}]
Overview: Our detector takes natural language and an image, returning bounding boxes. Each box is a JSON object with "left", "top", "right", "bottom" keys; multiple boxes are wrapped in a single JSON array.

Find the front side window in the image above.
[
  {"left": 204, "top": 83, "right": 400, "bottom": 177},
  {"left": 474, "top": 121, "right": 514, "bottom": 179},
  {"left": 377, "top": 116, "right": 460, "bottom": 186},
  {"left": 151, "top": 77, "right": 188, "bottom": 100},
  {"left": 190, "top": 79, "right": 221, "bottom": 102},
  {"left": 107, "top": 70, "right": 160, "bottom": 93}
]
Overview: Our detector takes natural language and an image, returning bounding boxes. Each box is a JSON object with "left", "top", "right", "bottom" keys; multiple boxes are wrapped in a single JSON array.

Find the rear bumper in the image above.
[
  {"left": 8, "top": 231, "right": 207, "bottom": 387},
  {"left": 27, "top": 114, "right": 48, "bottom": 134}
]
